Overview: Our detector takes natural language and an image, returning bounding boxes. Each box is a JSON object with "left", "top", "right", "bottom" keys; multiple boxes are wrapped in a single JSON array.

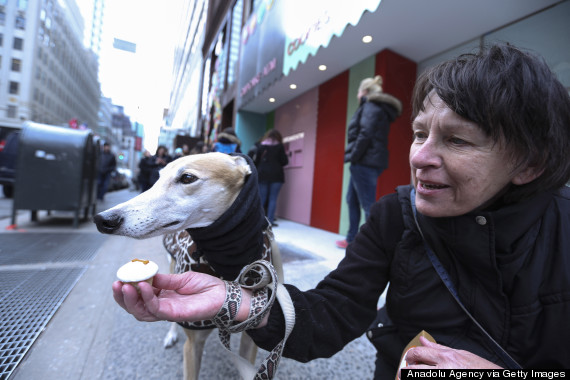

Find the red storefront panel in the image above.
[{"left": 311, "top": 71, "right": 349, "bottom": 232}]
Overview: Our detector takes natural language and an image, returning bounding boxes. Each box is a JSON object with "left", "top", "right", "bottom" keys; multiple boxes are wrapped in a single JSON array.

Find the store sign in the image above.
[
  {"left": 240, "top": 57, "right": 278, "bottom": 97},
  {"left": 238, "top": 0, "right": 285, "bottom": 107},
  {"left": 282, "top": 0, "right": 382, "bottom": 75},
  {"left": 238, "top": 0, "right": 382, "bottom": 108}
]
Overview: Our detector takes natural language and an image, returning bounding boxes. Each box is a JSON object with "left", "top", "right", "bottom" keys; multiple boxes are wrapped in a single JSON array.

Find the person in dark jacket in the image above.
[
  {"left": 336, "top": 75, "right": 402, "bottom": 249},
  {"left": 97, "top": 142, "right": 116, "bottom": 201},
  {"left": 149, "top": 145, "right": 172, "bottom": 186},
  {"left": 137, "top": 150, "right": 154, "bottom": 192},
  {"left": 112, "top": 45, "right": 570, "bottom": 377},
  {"left": 248, "top": 129, "right": 289, "bottom": 226}
]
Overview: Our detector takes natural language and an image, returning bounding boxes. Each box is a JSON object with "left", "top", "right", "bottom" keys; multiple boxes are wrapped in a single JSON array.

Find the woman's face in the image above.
[{"left": 410, "top": 94, "right": 524, "bottom": 217}]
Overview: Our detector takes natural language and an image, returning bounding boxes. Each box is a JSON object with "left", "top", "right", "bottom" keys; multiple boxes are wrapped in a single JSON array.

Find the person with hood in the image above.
[
  {"left": 212, "top": 127, "right": 242, "bottom": 153},
  {"left": 336, "top": 75, "right": 402, "bottom": 249}
]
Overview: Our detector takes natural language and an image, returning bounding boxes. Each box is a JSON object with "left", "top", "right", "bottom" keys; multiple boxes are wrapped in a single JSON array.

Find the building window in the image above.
[
  {"left": 11, "top": 58, "right": 22, "bottom": 72},
  {"left": 9, "top": 81, "right": 19, "bottom": 95},
  {"left": 228, "top": 0, "right": 243, "bottom": 87},
  {"left": 0, "top": 33, "right": 3, "bottom": 47},
  {"left": 7, "top": 105, "right": 17, "bottom": 118},
  {"left": 16, "top": 13, "right": 26, "bottom": 30},
  {"left": 13, "top": 37, "right": 23, "bottom": 50}
]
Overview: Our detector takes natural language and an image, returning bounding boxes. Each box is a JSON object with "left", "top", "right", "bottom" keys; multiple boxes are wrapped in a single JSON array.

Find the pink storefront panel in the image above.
[{"left": 274, "top": 88, "right": 319, "bottom": 225}]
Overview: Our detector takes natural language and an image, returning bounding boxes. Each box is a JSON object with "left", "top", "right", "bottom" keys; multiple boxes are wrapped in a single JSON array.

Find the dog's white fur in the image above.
[{"left": 96, "top": 152, "right": 279, "bottom": 380}]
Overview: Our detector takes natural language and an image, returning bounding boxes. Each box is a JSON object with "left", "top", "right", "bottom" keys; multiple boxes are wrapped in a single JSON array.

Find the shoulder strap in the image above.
[{"left": 410, "top": 188, "right": 522, "bottom": 369}]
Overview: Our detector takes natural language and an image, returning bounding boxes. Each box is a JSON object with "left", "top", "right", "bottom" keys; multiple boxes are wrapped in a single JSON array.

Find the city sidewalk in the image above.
[{"left": 0, "top": 188, "right": 377, "bottom": 380}]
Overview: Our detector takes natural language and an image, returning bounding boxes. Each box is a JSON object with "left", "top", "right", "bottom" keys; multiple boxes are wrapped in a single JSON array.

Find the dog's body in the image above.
[{"left": 94, "top": 152, "right": 283, "bottom": 380}]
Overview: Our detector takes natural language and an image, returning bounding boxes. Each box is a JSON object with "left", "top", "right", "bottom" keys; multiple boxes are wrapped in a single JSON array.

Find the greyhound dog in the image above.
[{"left": 94, "top": 152, "right": 283, "bottom": 380}]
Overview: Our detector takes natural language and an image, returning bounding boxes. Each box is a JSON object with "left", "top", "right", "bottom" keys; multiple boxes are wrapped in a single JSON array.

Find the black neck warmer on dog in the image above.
[{"left": 185, "top": 153, "right": 268, "bottom": 280}]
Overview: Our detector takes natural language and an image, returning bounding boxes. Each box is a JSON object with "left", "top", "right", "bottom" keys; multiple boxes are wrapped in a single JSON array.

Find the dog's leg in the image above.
[
  {"left": 183, "top": 328, "right": 212, "bottom": 380},
  {"left": 238, "top": 332, "right": 258, "bottom": 364},
  {"left": 164, "top": 322, "right": 179, "bottom": 348}
]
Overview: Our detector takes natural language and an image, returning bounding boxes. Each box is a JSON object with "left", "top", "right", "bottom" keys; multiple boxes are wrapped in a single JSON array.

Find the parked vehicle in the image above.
[
  {"left": 108, "top": 169, "right": 129, "bottom": 191},
  {"left": 0, "top": 131, "right": 20, "bottom": 198}
]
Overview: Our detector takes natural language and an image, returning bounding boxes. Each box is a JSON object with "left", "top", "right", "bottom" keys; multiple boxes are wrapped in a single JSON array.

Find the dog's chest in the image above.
[
  {"left": 162, "top": 228, "right": 273, "bottom": 278},
  {"left": 162, "top": 228, "right": 274, "bottom": 330}
]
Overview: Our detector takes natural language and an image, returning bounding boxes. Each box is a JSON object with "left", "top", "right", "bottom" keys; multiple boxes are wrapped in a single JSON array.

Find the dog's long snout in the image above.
[{"left": 93, "top": 213, "right": 124, "bottom": 234}]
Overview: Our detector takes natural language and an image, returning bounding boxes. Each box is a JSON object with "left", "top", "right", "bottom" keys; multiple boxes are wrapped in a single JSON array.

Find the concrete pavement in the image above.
[{"left": 0, "top": 187, "right": 378, "bottom": 379}]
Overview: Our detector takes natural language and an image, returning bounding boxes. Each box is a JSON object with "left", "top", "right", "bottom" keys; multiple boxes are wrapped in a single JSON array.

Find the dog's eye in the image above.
[{"left": 179, "top": 173, "right": 198, "bottom": 184}]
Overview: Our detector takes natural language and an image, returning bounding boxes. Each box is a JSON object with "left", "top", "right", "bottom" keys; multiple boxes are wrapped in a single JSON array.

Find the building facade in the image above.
[
  {"left": 81, "top": 0, "right": 104, "bottom": 57},
  {"left": 167, "top": 0, "right": 208, "bottom": 139},
  {"left": 168, "top": 0, "right": 569, "bottom": 234},
  {"left": 0, "top": 0, "right": 100, "bottom": 134}
]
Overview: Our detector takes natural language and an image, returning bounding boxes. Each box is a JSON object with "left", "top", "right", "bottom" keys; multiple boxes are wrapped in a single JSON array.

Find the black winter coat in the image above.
[
  {"left": 250, "top": 142, "right": 288, "bottom": 183},
  {"left": 137, "top": 156, "right": 154, "bottom": 185},
  {"left": 98, "top": 152, "right": 116, "bottom": 175},
  {"left": 149, "top": 154, "right": 172, "bottom": 185},
  {"left": 248, "top": 185, "right": 570, "bottom": 378},
  {"left": 344, "top": 92, "right": 402, "bottom": 170}
]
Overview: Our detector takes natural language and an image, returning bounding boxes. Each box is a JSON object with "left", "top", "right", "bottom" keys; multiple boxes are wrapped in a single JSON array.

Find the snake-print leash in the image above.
[{"left": 212, "top": 260, "right": 295, "bottom": 380}]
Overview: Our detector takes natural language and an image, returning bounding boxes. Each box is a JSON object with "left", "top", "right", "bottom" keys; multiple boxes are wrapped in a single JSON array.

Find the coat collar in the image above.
[{"left": 365, "top": 92, "right": 403, "bottom": 116}]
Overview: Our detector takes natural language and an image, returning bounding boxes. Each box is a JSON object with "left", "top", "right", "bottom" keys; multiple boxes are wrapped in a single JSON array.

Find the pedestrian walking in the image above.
[
  {"left": 137, "top": 150, "right": 153, "bottom": 192},
  {"left": 97, "top": 142, "right": 116, "bottom": 201},
  {"left": 249, "top": 129, "right": 289, "bottom": 226},
  {"left": 336, "top": 75, "right": 402, "bottom": 249},
  {"left": 212, "top": 127, "right": 242, "bottom": 153},
  {"left": 149, "top": 146, "right": 172, "bottom": 187}
]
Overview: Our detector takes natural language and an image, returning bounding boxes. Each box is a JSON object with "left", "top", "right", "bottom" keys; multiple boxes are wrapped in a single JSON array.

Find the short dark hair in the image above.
[{"left": 412, "top": 44, "right": 570, "bottom": 202}]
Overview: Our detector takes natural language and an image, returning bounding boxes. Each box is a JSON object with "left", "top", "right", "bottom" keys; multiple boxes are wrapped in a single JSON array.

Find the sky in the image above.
[{"left": 79, "top": 0, "right": 185, "bottom": 153}]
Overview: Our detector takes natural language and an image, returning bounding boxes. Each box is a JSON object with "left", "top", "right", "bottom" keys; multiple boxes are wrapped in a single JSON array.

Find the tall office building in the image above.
[
  {"left": 80, "top": 0, "right": 104, "bottom": 57},
  {"left": 0, "top": 0, "right": 100, "bottom": 132},
  {"left": 167, "top": 0, "right": 209, "bottom": 137}
]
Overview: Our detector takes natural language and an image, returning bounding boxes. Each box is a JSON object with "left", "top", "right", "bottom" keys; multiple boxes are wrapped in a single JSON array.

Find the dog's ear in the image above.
[{"left": 232, "top": 155, "right": 252, "bottom": 176}]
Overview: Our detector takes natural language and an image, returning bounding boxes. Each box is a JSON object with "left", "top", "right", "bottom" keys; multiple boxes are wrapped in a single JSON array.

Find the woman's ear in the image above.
[{"left": 512, "top": 166, "right": 544, "bottom": 185}]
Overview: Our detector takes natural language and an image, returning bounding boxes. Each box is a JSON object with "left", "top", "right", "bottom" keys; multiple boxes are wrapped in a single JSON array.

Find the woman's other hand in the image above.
[{"left": 402, "top": 336, "right": 503, "bottom": 370}]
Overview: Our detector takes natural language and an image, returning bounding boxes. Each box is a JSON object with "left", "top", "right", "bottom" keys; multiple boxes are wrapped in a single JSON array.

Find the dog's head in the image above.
[{"left": 93, "top": 152, "right": 252, "bottom": 239}]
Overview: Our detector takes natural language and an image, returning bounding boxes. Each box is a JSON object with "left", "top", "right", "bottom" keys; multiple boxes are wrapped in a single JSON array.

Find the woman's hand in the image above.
[
  {"left": 112, "top": 272, "right": 228, "bottom": 323},
  {"left": 402, "top": 336, "right": 502, "bottom": 370}
]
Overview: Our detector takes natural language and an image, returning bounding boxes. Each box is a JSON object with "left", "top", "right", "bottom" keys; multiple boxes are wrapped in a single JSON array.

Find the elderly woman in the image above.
[{"left": 112, "top": 44, "right": 570, "bottom": 377}]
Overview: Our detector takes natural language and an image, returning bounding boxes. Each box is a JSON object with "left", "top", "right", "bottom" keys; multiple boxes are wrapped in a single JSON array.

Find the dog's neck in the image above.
[{"left": 185, "top": 154, "right": 268, "bottom": 280}]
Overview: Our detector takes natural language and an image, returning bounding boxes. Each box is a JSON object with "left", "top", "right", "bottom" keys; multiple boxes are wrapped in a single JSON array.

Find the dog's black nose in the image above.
[{"left": 93, "top": 213, "right": 123, "bottom": 234}]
